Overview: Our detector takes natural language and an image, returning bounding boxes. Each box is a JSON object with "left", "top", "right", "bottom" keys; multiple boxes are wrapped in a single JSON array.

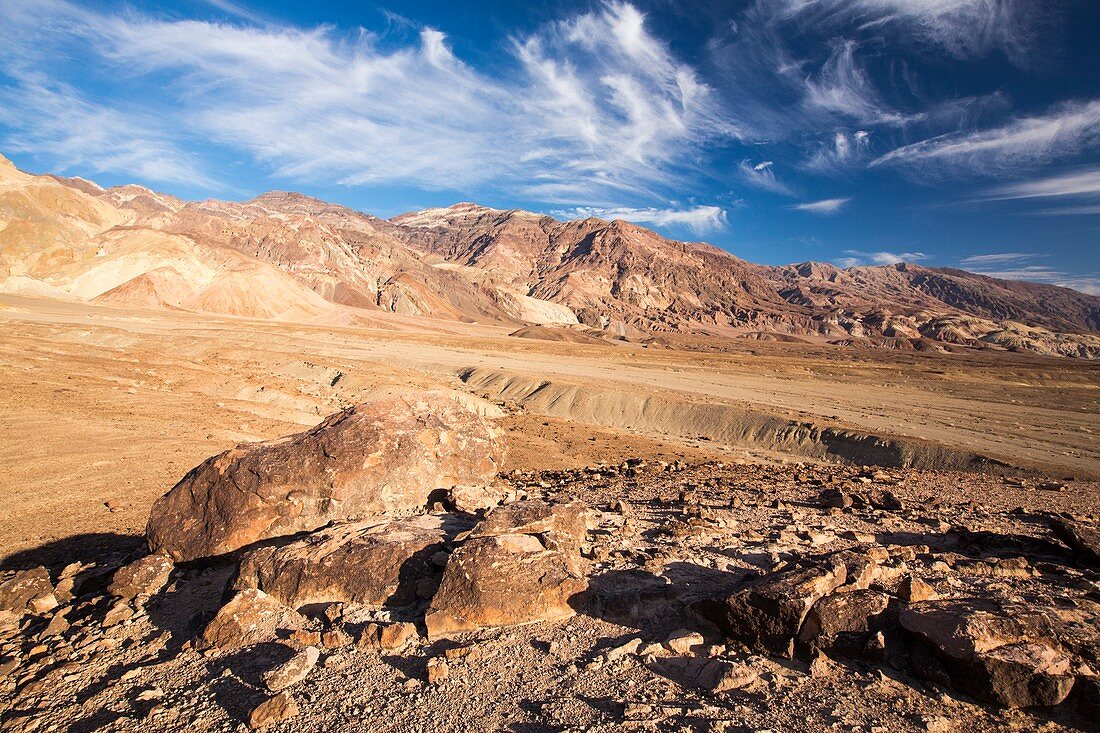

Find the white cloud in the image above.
[
  {"left": 738, "top": 160, "right": 793, "bottom": 195},
  {"left": 551, "top": 204, "right": 728, "bottom": 233},
  {"left": 802, "top": 40, "right": 918, "bottom": 126},
  {"left": 958, "top": 252, "right": 1042, "bottom": 266},
  {"left": 983, "top": 168, "right": 1100, "bottom": 200},
  {"left": 872, "top": 100, "right": 1100, "bottom": 176},
  {"left": 841, "top": 249, "right": 927, "bottom": 265},
  {"left": 963, "top": 265, "right": 1100, "bottom": 295},
  {"left": 0, "top": 75, "right": 217, "bottom": 188},
  {"left": 0, "top": 0, "right": 733, "bottom": 204},
  {"left": 793, "top": 197, "right": 850, "bottom": 214},
  {"left": 781, "top": 0, "right": 1039, "bottom": 64},
  {"left": 804, "top": 131, "right": 871, "bottom": 172}
]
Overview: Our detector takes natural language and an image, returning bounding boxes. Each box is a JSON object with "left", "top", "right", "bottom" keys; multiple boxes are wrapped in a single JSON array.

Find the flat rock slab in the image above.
[
  {"left": 147, "top": 392, "right": 506, "bottom": 561},
  {"left": 234, "top": 513, "right": 471, "bottom": 609}
]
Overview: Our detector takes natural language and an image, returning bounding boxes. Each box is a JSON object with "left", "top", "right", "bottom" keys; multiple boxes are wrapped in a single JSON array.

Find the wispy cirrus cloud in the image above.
[
  {"left": 550, "top": 204, "right": 728, "bottom": 233},
  {"left": 958, "top": 252, "right": 1042, "bottom": 267},
  {"left": 792, "top": 197, "right": 850, "bottom": 214},
  {"left": 962, "top": 266, "right": 1100, "bottom": 296},
  {"left": 871, "top": 100, "right": 1100, "bottom": 177},
  {"left": 780, "top": 0, "right": 1042, "bottom": 64},
  {"left": 737, "top": 160, "right": 793, "bottom": 195},
  {"left": 0, "top": 0, "right": 734, "bottom": 206}
]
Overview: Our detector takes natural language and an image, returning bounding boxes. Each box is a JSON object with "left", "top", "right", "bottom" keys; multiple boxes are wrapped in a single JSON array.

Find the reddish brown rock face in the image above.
[
  {"left": 233, "top": 514, "right": 470, "bottom": 609},
  {"left": 146, "top": 392, "right": 506, "bottom": 561},
  {"left": 424, "top": 533, "right": 588, "bottom": 639}
]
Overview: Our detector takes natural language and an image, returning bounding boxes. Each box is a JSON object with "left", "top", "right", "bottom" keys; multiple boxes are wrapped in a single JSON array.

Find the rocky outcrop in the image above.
[
  {"left": 1050, "top": 518, "right": 1100, "bottom": 567},
  {"left": 693, "top": 559, "right": 847, "bottom": 657},
  {"left": 202, "top": 589, "right": 306, "bottom": 650},
  {"left": 147, "top": 392, "right": 506, "bottom": 561},
  {"left": 900, "top": 599, "right": 1075, "bottom": 708},
  {"left": 424, "top": 501, "right": 589, "bottom": 638},
  {"left": 424, "top": 534, "right": 588, "bottom": 639},
  {"left": 234, "top": 514, "right": 469, "bottom": 609}
]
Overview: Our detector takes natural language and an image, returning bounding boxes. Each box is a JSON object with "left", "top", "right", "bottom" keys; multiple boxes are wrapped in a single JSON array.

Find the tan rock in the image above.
[
  {"left": 109, "top": 553, "right": 174, "bottom": 603},
  {"left": 448, "top": 485, "right": 507, "bottom": 514},
  {"left": 234, "top": 514, "right": 466, "bottom": 609},
  {"left": 0, "top": 567, "right": 56, "bottom": 616},
  {"left": 202, "top": 589, "right": 305, "bottom": 650},
  {"left": 379, "top": 622, "right": 419, "bottom": 651},
  {"left": 148, "top": 392, "right": 507, "bottom": 561},
  {"left": 263, "top": 646, "right": 318, "bottom": 692},
  {"left": 426, "top": 657, "right": 449, "bottom": 684},
  {"left": 425, "top": 533, "right": 588, "bottom": 639},
  {"left": 898, "top": 575, "right": 937, "bottom": 603},
  {"left": 248, "top": 691, "right": 298, "bottom": 729}
]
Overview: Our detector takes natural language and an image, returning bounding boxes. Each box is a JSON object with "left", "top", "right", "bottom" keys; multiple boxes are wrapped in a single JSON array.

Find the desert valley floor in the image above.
[{"left": 1, "top": 294, "right": 1099, "bottom": 732}]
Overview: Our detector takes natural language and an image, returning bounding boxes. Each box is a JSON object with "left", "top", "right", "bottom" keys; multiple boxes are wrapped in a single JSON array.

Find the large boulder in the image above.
[
  {"left": 424, "top": 534, "right": 588, "bottom": 639},
  {"left": 1050, "top": 518, "right": 1100, "bottom": 567},
  {"left": 423, "top": 500, "right": 590, "bottom": 639},
  {"left": 900, "top": 598, "right": 1075, "bottom": 708},
  {"left": 147, "top": 392, "right": 506, "bottom": 561},
  {"left": 693, "top": 560, "right": 846, "bottom": 658},
  {"left": 799, "top": 589, "right": 892, "bottom": 656},
  {"left": 234, "top": 514, "right": 470, "bottom": 609}
]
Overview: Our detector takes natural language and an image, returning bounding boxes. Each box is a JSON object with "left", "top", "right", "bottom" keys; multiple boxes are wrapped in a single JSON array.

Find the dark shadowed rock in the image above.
[
  {"left": 693, "top": 559, "right": 846, "bottom": 657},
  {"left": 234, "top": 514, "right": 470, "bottom": 609},
  {"left": 1050, "top": 518, "right": 1100, "bottom": 567},
  {"left": 147, "top": 392, "right": 506, "bottom": 561},
  {"left": 424, "top": 533, "right": 588, "bottom": 639},
  {"left": 799, "top": 589, "right": 891, "bottom": 654},
  {"left": 900, "top": 598, "right": 1074, "bottom": 707}
]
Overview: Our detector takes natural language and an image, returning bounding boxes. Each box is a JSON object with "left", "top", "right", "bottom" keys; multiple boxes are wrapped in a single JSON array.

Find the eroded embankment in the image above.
[{"left": 458, "top": 366, "right": 1014, "bottom": 473}]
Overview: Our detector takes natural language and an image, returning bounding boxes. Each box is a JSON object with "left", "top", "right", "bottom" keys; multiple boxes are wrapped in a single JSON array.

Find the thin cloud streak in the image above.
[
  {"left": 793, "top": 197, "right": 850, "bottom": 214},
  {"left": 872, "top": 100, "right": 1100, "bottom": 177},
  {"left": 551, "top": 204, "right": 728, "bottom": 233}
]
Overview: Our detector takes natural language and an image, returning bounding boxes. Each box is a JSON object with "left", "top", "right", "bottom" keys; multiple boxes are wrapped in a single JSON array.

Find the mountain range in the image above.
[{"left": 2, "top": 153, "right": 1097, "bottom": 358}]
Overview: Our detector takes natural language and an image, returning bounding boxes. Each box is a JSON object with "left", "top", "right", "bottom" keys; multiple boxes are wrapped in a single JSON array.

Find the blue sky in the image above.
[{"left": 2, "top": 1, "right": 1099, "bottom": 293}]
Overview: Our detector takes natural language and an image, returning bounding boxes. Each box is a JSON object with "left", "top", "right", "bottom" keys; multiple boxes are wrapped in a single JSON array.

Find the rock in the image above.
[
  {"left": 202, "top": 589, "right": 305, "bottom": 650},
  {"left": 464, "top": 500, "right": 590, "bottom": 555},
  {"left": 819, "top": 488, "right": 852, "bottom": 509},
  {"left": 109, "top": 553, "right": 173, "bottom": 604},
  {"left": 448, "top": 485, "right": 506, "bottom": 514},
  {"left": 248, "top": 691, "right": 298, "bottom": 729},
  {"left": 897, "top": 575, "right": 937, "bottom": 603},
  {"left": 971, "top": 642, "right": 1075, "bottom": 708},
  {"left": 0, "top": 567, "right": 56, "bottom": 616},
  {"left": 799, "top": 589, "right": 891, "bottom": 655},
  {"left": 263, "top": 646, "right": 318, "bottom": 692},
  {"left": 289, "top": 629, "right": 321, "bottom": 648},
  {"left": 148, "top": 392, "right": 507, "bottom": 561},
  {"left": 425, "top": 533, "right": 588, "bottom": 639},
  {"left": 656, "top": 657, "right": 758, "bottom": 692},
  {"left": 321, "top": 627, "right": 350, "bottom": 649},
  {"left": 665, "top": 630, "right": 705, "bottom": 655},
  {"left": 693, "top": 560, "right": 846, "bottom": 658},
  {"left": 869, "top": 490, "right": 904, "bottom": 511},
  {"left": 1050, "top": 518, "right": 1100, "bottom": 567},
  {"left": 103, "top": 601, "right": 134, "bottom": 627},
  {"left": 234, "top": 514, "right": 467, "bottom": 609},
  {"left": 378, "top": 621, "right": 419, "bottom": 651},
  {"left": 426, "top": 657, "right": 449, "bottom": 684},
  {"left": 40, "top": 610, "right": 70, "bottom": 638},
  {"left": 900, "top": 599, "right": 1073, "bottom": 707}
]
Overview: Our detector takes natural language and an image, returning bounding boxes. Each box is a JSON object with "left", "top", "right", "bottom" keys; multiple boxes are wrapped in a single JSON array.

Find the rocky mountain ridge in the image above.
[{"left": 2, "top": 154, "right": 1097, "bottom": 358}]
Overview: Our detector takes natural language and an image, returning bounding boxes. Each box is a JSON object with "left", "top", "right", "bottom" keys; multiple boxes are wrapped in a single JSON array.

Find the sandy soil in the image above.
[{"left": 1, "top": 293, "right": 1097, "bottom": 561}]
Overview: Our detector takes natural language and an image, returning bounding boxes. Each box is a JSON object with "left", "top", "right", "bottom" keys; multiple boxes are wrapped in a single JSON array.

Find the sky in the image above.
[{"left": 1, "top": 1, "right": 1099, "bottom": 294}]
